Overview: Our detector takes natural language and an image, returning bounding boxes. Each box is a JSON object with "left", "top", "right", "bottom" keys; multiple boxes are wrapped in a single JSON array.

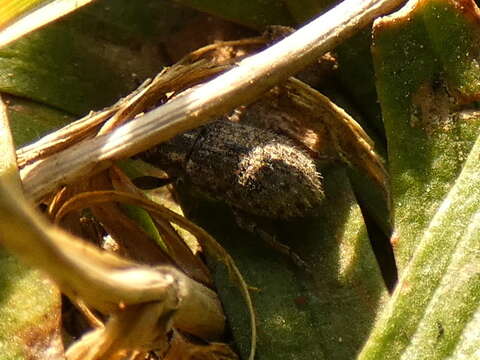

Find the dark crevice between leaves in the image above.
[{"left": 355, "top": 197, "right": 397, "bottom": 293}]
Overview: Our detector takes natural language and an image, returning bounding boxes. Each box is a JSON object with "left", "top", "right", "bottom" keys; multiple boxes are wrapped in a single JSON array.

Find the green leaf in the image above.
[
  {"left": 179, "top": 166, "right": 388, "bottom": 360},
  {"left": 359, "top": 111, "right": 480, "bottom": 360},
  {"left": 359, "top": 0, "right": 480, "bottom": 358},
  {"left": 0, "top": 0, "right": 181, "bottom": 115},
  {"left": 6, "top": 95, "right": 72, "bottom": 147},
  {"left": 372, "top": 0, "right": 480, "bottom": 271},
  {"left": 0, "top": 250, "right": 63, "bottom": 360}
]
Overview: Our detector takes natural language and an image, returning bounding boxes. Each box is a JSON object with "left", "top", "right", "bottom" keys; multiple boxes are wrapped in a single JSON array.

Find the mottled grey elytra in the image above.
[{"left": 140, "top": 120, "right": 324, "bottom": 219}]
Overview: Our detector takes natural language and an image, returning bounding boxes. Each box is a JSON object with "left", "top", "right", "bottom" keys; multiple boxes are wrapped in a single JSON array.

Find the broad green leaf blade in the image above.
[
  {"left": 359, "top": 0, "right": 480, "bottom": 358},
  {"left": 448, "top": 305, "right": 480, "bottom": 359},
  {"left": 5, "top": 94, "right": 73, "bottom": 147},
  {"left": 372, "top": 0, "right": 480, "bottom": 271},
  {"left": 279, "top": 167, "right": 389, "bottom": 359},
  {"left": 0, "top": 251, "right": 63, "bottom": 360},
  {"left": 180, "top": 167, "right": 388, "bottom": 360},
  {"left": 0, "top": 0, "right": 182, "bottom": 115},
  {"left": 359, "top": 116, "right": 480, "bottom": 360}
]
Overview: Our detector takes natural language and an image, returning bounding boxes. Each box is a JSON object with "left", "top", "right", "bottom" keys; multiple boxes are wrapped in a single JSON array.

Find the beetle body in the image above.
[{"left": 141, "top": 120, "right": 324, "bottom": 219}]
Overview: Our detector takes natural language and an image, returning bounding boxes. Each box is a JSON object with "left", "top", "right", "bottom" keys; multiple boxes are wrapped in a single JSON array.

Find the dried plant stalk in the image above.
[
  {"left": 0, "top": 178, "right": 225, "bottom": 339},
  {"left": 20, "top": 0, "right": 405, "bottom": 203},
  {"left": 53, "top": 190, "right": 257, "bottom": 359}
]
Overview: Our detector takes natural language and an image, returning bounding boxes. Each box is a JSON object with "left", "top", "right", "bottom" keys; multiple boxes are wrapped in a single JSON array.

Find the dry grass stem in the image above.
[
  {"left": 15, "top": 79, "right": 154, "bottom": 167},
  {"left": 66, "top": 301, "right": 177, "bottom": 360},
  {"left": 20, "top": 0, "right": 404, "bottom": 203}
]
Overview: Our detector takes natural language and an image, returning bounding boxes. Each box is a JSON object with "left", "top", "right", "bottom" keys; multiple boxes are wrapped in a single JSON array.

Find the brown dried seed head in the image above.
[{"left": 141, "top": 121, "right": 324, "bottom": 219}]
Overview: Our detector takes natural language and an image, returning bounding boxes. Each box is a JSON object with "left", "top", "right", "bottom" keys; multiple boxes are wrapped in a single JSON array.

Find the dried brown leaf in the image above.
[
  {"left": 163, "top": 331, "right": 239, "bottom": 360},
  {"left": 53, "top": 190, "right": 256, "bottom": 358},
  {"left": 109, "top": 166, "right": 213, "bottom": 286}
]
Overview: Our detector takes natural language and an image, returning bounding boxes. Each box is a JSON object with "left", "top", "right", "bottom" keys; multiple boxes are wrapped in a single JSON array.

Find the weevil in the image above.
[
  {"left": 138, "top": 78, "right": 386, "bottom": 222},
  {"left": 140, "top": 120, "right": 324, "bottom": 220},
  {"left": 136, "top": 72, "right": 386, "bottom": 267},
  {"left": 136, "top": 30, "right": 386, "bottom": 222},
  {"left": 130, "top": 34, "right": 387, "bottom": 268}
]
